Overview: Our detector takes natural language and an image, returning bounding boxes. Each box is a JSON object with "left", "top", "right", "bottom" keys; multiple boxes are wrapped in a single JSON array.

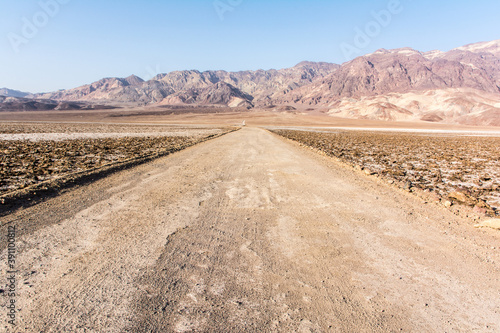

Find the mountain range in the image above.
[
  {"left": 2, "top": 39, "right": 500, "bottom": 125},
  {"left": 0, "top": 96, "right": 117, "bottom": 112},
  {"left": 0, "top": 88, "right": 31, "bottom": 98}
]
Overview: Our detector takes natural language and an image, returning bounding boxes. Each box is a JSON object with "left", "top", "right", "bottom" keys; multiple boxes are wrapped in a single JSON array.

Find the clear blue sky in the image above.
[{"left": 1, "top": 0, "right": 499, "bottom": 93}]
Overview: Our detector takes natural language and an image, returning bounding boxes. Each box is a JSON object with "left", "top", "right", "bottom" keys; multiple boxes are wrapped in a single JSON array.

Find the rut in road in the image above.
[{"left": 1, "top": 127, "right": 498, "bottom": 332}]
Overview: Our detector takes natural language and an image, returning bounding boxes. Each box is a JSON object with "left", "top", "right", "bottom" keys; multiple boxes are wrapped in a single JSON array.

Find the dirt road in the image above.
[{"left": 1, "top": 127, "right": 499, "bottom": 332}]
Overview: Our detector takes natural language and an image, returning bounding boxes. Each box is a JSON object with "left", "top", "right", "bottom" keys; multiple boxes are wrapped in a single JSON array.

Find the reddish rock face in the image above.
[
  {"left": 8, "top": 39, "right": 499, "bottom": 125},
  {"left": 277, "top": 45, "right": 500, "bottom": 105},
  {"left": 31, "top": 62, "right": 340, "bottom": 107},
  {"left": 162, "top": 82, "right": 255, "bottom": 108}
]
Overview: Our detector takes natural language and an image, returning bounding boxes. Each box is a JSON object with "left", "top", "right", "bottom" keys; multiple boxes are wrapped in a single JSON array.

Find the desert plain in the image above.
[{"left": 0, "top": 108, "right": 499, "bottom": 332}]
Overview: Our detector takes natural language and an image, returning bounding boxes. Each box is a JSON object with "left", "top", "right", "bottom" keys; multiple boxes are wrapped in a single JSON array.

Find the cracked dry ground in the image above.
[{"left": 1, "top": 127, "right": 499, "bottom": 332}]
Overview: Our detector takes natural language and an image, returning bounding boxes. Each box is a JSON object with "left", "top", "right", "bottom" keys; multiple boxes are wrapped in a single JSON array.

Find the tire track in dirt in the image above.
[{"left": 1, "top": 127, "right": 498, "bottom": 332}]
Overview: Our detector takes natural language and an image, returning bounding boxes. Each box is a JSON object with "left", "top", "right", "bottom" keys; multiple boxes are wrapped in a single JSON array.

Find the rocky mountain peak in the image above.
[
  {"left": 0, "top": 88, "right": 30, "bottom": 98},
  {"left": 17, "top": 39, "right": 500, "bottom": 126},
  {"left": 124, "top": 75, "right": 145, "bottom": 86},
  {"left": 455, "top": 39, "right": 500, "bottom": 57}
]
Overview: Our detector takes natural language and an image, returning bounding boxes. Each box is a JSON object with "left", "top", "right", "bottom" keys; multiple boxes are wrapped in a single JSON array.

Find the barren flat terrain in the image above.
[
  {"left": 1, "top": 126, "right": 498, "bottom": 332},
  {"left": 271, "top": 129, "right": 500, "bottom": 216},
  {"left": 0, "top": 123, "right": 231, "bottom": 201},
  {"left": 1, "top": 108, "right": 499, "bottom": 130}
]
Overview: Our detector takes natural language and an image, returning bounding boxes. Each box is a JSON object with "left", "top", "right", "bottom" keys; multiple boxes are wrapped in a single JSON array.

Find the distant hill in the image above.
[
  {"left": 0, "top": 88, "right": 30, "bottom": 98},
  {"left": 13, "top": 39, "right": 500, "bottom": 126},
  {"left": 0, "top": 96, "right": 117, "bottom": 111},
  {"left": 161, "top": 82, "right": 255, "bottom": 108},
  {"left": 33, "top": 61, "right": 340, "bottom": 107}
]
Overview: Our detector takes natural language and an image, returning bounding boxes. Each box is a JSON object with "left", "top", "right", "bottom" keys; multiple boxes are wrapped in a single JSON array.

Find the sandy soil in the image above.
[
  {"left": 0, "top": 122, "right": 224, "bottom": 141},
  {"left": 271, "top": 129, "right": 500, "bottom": 215},
  {"left": 0, "top": 126, "right": 233, "bottom": 196},
  {"left": 0, "top": 127, "right": 499, "bottom": 332},
  {"left": 1, "top": 108, "right": 500, "bottom": 131},
  {"left": 266, "top": 126, "right": 500, "bottom": 136},
  {"left": 0, "top": 132, "right": 221, "bottom": 141}
]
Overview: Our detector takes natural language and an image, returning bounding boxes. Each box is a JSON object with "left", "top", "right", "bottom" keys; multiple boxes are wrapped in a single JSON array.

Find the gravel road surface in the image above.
[{"left": 1, "top": 127, "right": 498, "bottom": 332}]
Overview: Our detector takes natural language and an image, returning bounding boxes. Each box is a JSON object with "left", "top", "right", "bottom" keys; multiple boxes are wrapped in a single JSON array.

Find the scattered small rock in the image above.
[
  {"left": 473, "top": 205, "right": 488, "bottom": 216},
  {"left": 403, "top": 181, "right": 412, "bottom": 191},
  {"left": 474, "top": 219, "right": 500, "bottom": 230},
  {"left": 364, "top": 169, "right": 376, "bottom": 176},
  {"left": 272, "top": 129, "right": 500, "bottom": 214},
  {"left": 448, "top": 191, "right": 477, "bottom": 206}
]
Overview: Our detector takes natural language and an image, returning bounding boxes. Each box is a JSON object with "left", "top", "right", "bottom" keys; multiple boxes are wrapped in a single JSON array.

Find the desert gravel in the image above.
[{"left": 0, "top": 128, "right": 498, "bottom": 332}]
